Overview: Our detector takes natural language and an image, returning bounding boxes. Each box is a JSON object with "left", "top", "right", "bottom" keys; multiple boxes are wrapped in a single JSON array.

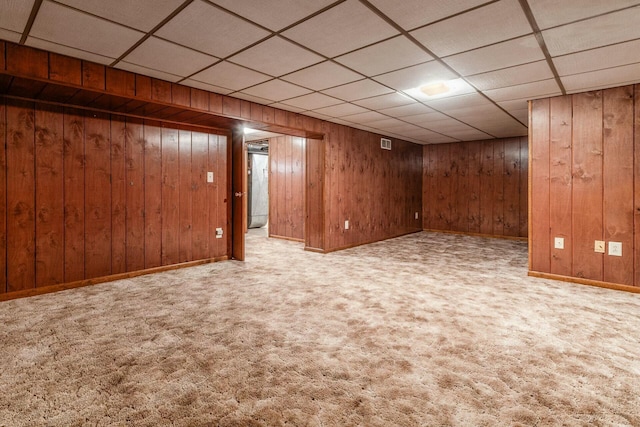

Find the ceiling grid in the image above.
[{"left": 3, "top": 0, "right": 640, "bottom": 144}]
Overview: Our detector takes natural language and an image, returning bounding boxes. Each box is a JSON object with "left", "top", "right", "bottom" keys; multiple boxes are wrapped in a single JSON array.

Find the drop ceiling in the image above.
[{"left": 1, "top": 0, "right": 640, "bottom": 144}]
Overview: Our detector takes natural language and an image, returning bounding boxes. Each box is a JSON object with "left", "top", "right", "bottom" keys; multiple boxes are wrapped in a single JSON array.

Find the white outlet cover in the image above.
[
  {"left": 594, "top": 240, "right": 605, "bottom": 253},
  {"left": 415, "top": 212, "right": 419, "bottom": 220},
  {"left": 554, "top": 237, "right": 564, "bottom": 249},
  {"left": 345, "top": 220, "right": 349, "bottom": 230},
  {"left": 608, "top": 242, "right": 622, "bottom": 257},
  {"left": 207, "top": 171, "right": 214, "bottom": 183}
]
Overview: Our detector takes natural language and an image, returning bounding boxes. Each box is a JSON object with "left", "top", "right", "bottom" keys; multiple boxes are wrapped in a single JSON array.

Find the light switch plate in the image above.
[
  {"left": 594, "top": 240, "right": 605, "bottom": 253},
  {"left": 207, "top": 171, "right": 214, "bottom": 183},
  {"left": 554, "top": 237, "right": 564, "bottom": 249},
  {"left": 608, "top": 241, "right": 622, "bottom": 257},
  {"left": 344, "top": 220, "right": 349, "bottom": 230},
  {"left": 415, "top": 212, "right": 419, "bottom": 220}
]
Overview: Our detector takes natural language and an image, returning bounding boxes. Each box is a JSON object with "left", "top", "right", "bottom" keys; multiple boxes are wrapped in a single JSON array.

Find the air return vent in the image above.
[{"left": 381, "top": 138, "right": 392, "bottom": 150}]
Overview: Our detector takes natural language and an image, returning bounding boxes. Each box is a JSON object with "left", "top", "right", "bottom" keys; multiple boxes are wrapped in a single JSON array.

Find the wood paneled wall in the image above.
[
  {"left": 530, "top": 85, "right": 639, "bottom": 288},
  {"left": 0, "top": 98, "right": 228, "bottom": 294},
  {"left": 268, "top": 135, "right": 305, "bottom": 241},
  {"left": 323, "top": 124, "right": 423, "bottom": 252},
  {"left": 423, "top": 137, "right": 528, "bottom": 238}
]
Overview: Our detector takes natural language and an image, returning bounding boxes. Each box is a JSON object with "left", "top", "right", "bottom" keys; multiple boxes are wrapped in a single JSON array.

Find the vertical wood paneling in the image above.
[
  {"left": 479, "top": 142, "right": 494, "bottom": 235},
  {"left": 602, "top": 86, "right": 634, "bottom": 285},
  {"left": 434, "top": 144, "right": 451, "bottom": 230},
  {"left": 6, "top": 100, "right": 36, "bottom": 292},
  {"left": 549, "top": 96, "right": 573, "bottom": 275},
  {"left": 0, "top": 101, "right": 5, "bottom": 293},
  {"left": 49, "top": 53, "right": 81, "bottom": 85},
  {"left": 82, "top": 62, "right": 105, "bottom": 90},
  {"left": 530, "top": 99, "right": 551, "bottom": 273},
  {"left": 125, "top": 118, "right": 145, "bottom": 272},
  {"left": 110, "top": 117, "right": 126, "bottom": 274},
  {"left": 161, "top": 127, "right": 180, "bottom": 265},
  {"left": 492, "top": 139, "right": 505, "bottom": 235},
  {"left": 306, "top": 137, "right": 324, "bottom": 250},
  {"left": 503, "top": 138, "right": 520, "bottom": 237},
  {"left": 191, "top": 131, "right": 209, "bottom": 260},
  {"left": 144, "top": 123, "right": 162, "bottom": 268},
  {"left": 452, "top": 143, "right": 468, "bottom": 232},
  {"left": 35, "top": 105, "right": 64, "bottom": 287},
  {"left": 63, "top": 109, "right": 85, "bottom": 282},
  {"left": 179, "top": 130, "right": 192, "bottom": 262},
  {"left": 635, "top": 85, "right": 640, "bottom": 287},
  {"left": 572, "top": 92, "right": 603, "bottom": 281},
  {"left": 221, "top": 135, "right": 231, "bottom": 257},
  {"left": 84, "top": 112, "right": 111, "bottom": 279},
  {"left": 6, "top": 44, "right": 48, "bottom": 79},
  {"left": 467, "top": 142, "right": 481, "bottom": 233},
  {"left": 519, "top": 136, "right": 529, "bottom": 238}
]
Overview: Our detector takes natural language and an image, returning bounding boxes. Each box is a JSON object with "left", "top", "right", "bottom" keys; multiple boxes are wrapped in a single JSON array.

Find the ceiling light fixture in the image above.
[
  {"left": 419, "top": 81, "right": 450, "bottom": 97},
  {"left": 244, "top": 127, "right": 257, "bottom": 135}
]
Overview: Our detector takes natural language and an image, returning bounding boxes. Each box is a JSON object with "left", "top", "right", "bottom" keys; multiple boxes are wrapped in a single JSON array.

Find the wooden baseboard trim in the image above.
[
  {"left": 528, "top": 271, "right": 640, "bottom": 294},
  {"left": 269, "top": 234, "right": 305, "bottom": 243},
  {"left": 0, "top": 256, "right": 229, "bottom": 302},
  {"left": 304, "top": 246, "right": 326, "bottom": 253},
  {"left": 423, "top": 229, "right": 528, "bottom": 242}
]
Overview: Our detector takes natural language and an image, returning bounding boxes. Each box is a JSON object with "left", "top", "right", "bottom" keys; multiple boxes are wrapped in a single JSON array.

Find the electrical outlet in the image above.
[
  {"left": 344, "top": 220, "right": 349, "bottom": 230},
  {"left": 207, "top": 171, "right": 214, "bottom": 183},
  {"left": 594, "top": 240, "right": 605, "bottom": 253},
  {"left": 415, "top": 212, "right": 419, "bottom": 220},
  {"left": 554, "top": 237, "right": 564, "bottom": 249},
  {"left": 215, "top": 227, "right": 223, "bottom": 239},
  {"left": 608, "top": 241, "right": 622, "bottom": 257}
]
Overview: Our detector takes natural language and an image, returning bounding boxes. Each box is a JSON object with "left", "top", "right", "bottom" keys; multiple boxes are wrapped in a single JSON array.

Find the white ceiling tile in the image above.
[
  {"left": 116, "top": 61, "right": 182, "bottom": 82},
  {"left": 26, "top": 37, "right": 114, "bottom": 64},
  {"left": 443, "top": 104, "right": 505, "bottom": 121},
  {"left": 443, "top": 128, "right": 494, "bottom": 140},
  {"left": 282, "top": 0, "right": 399, "bottom": 57},
  {"left": 466, "top": 60, "right": 554, "bottom": 90},
  {"left": 342, "top": 111, "right": 389, "bottom": 124},
  {"left": 240, "top": 79, "right": 312, "bottom": 102},
  {"left": 354, "top": 92, "right": 416, "bottom": 110},
  {"left": 156, "top": 0, "right": 270, "bottom": 58},
  {"left": 374, "top": 61, "right": 457, "bottom": 91},
  {"left": 302, "top": 111, "right": 333, "bottom": 121},
  {"left": 367, "top": 0, "right": 489, "bottom": 31},
  {"left": 497, "top": 98, "right": 529, "bottom": 112},
  {"left": 312, "top": 103, "right": 370, "bottom": 117},
  {"left": 281, "top": 61, "right": 362, "bottom": 91},
  {"left": 425, "top": 92, "right": 490, "bottom": 110},
  {"left": 209, "top": 0, "right": 336, "bottom": 31},
  {"left": 123, "top": 36, "right": 217, "bottom": 77},
  {"left": 402, "top": 112, "right": 451, "bottom": 125},
  {"left": 444, "top": 35, "right": 545, "bottom": 75},
  {"left": 190, "top": 61, "right": 272, "bottom": 91},
  {"left": 528, "top": 0, "right": 640, "bottom": 29},
  {"left": 30, "top": 1, "right": 144, "bottom": 59},
  {"left": 553, "top": 39, "right": 640, "bottom": 76},
  {"left": 181, "top": 79, "right": 233, "bottom": 95},
  {"left": 268, "top": 103, "right": 306, "bottom": 113},
  {"left": 55, "top": 0, "right": 185, "bottom": 32},
  {"left": 281, "top": 93, "right": 342, "bottom": 110},
  {"left": 228, "top": 36, "right": 323, "bottom": 77},
  {"left": 321, "top": 79, "right": 394, "bottom": 101},
  {"left": 411, "top": 0, "right": 532, "bottom": 57},
  {"left": 402, "top": 78, "right": 476, "bottom": 102},
  {"left": 0, "top": 28, "right": 21, "bottom": 42},
  {"left": 0, "top": 0, "right": 34, "bottom": 33},
  {"left": 379, "top": 103, "right": 436, "bottom": 117},
  {"left": 335, "top": 36, "right": 433, "bottom": 76},
  {"left": 561, "top": 62, "right": 640, "bottom": 93},
  {"left": 484, "top": 78, "right": 561, "bottom": 101},
  {"left": 424, "top": 118, "right": 476, "bottom": 132},
  {"left": 366, "top": 117, "right": 411, "bottom": 130},
  {"left": 543, "top": 6, "right": 640, "bottom": 57},
  {"left": 231, "top": 92, "right": 274, "bottom": 105}
]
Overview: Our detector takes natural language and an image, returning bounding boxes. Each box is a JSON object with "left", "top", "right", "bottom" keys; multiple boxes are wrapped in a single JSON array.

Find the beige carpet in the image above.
[{"left": 1, "top": 231, "right": 639, "bottom": 426}]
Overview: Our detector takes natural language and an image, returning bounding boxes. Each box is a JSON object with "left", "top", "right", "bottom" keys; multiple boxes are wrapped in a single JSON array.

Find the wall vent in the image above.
[{"left": 381, "top": 138, "right": 392, "bottom": 150}]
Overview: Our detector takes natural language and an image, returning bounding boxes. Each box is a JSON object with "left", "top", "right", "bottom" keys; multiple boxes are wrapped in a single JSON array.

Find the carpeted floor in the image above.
[{"left": 1, "top": 230, "right": 639, "bottom": 426}]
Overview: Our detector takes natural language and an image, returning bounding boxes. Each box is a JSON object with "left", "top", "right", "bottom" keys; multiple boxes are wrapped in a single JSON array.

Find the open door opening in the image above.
[{"left": 232, "top": 127, "right": 310, "bottom": 260}]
